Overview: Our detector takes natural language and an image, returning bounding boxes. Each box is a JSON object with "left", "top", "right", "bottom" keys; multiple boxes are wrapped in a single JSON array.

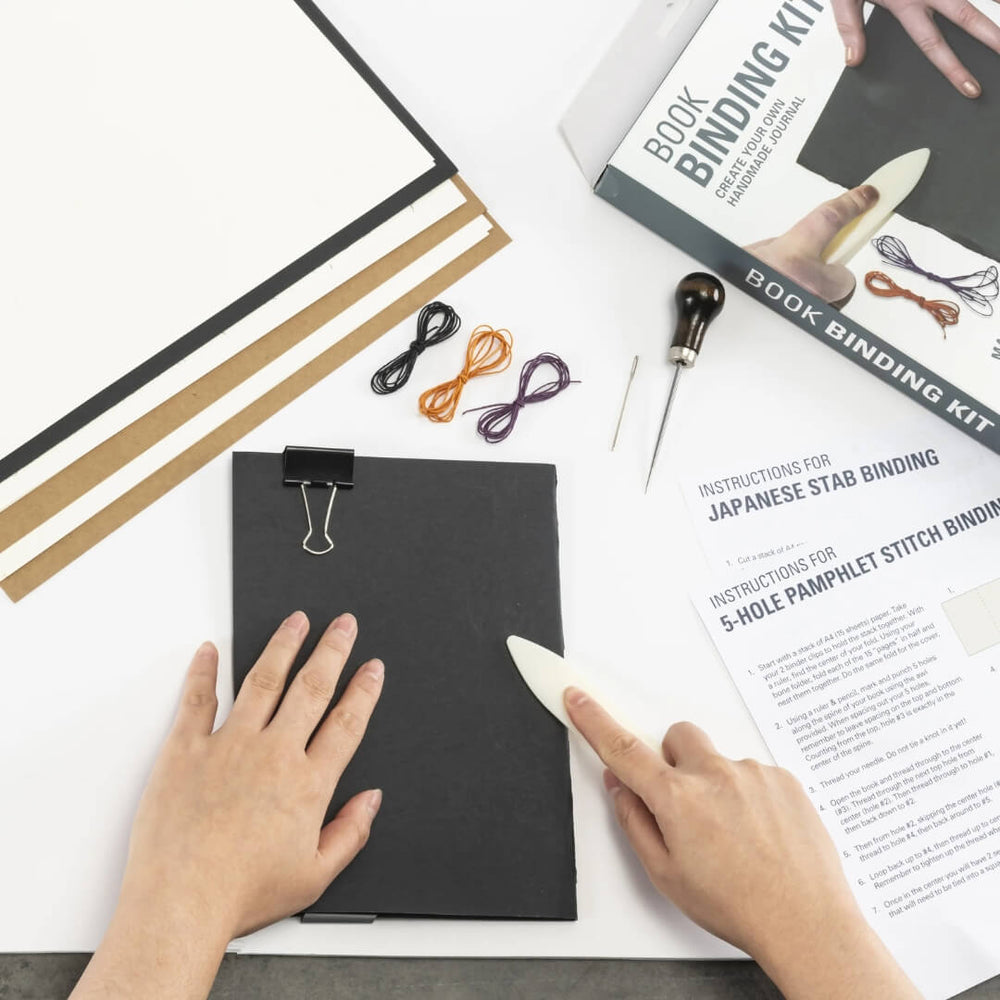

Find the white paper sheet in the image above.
[
  {"left": 0, "top": 0, "right": 436, "bottom": 463},
  {"left": 0, "top": 216, "right": 493, "bottom": 581},
  {"left": 686, "top": 430, "right": 1000, "bottom": 999},
  {"left": 0, "top": 181, "right": 465, "bottom": 515}
]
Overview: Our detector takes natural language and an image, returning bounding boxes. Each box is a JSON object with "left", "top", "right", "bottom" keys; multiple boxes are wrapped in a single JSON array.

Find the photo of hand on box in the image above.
[
  {"left": 831, "top": 0, "right": 1000, "bottom": 98},
  {"left": 744, "top": 184, "right": 879, "bottom": 306},
  {"left": 801, "top": 6, "right": 1000, "bottom": 263}
]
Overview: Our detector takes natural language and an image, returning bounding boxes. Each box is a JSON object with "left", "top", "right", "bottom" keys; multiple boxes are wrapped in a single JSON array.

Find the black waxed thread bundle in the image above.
[
  {"left": 464, "top": 353, "right": 578, "bottom": 443},
  {"left": 370, "top": 301, "right": 461, "bottom": 394},
  {"left": 872, "top": 235, "right": 999, "bottom": 317}
]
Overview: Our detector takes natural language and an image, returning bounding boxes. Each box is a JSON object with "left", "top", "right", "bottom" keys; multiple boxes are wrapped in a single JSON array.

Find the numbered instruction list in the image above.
[{"left": 685, "top": 435, "right": 1000, "bottom": 999}]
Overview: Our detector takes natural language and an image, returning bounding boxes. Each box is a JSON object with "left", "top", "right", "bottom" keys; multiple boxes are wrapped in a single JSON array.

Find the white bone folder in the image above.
[
  {"left": 506, "top": 636, "right": 661, "bottom": 753},
  {"left": 821, "top": 148, "right": 931, "bottom": 265}
]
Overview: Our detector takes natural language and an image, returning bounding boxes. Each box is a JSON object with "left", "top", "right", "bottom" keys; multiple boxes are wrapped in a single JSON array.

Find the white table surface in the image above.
[{"left": 0, "top": 0, "right": 972, "bottom": 959}]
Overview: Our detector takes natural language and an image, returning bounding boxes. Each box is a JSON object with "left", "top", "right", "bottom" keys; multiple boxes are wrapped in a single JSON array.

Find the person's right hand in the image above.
[{"left": 564, "top": 689, "right": 923, "bottom": 1000}]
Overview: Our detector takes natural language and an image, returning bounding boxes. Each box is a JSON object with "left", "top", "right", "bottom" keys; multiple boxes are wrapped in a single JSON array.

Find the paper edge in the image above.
[{"left": 2, "top": 211, "right": 510, "bottom": 601}]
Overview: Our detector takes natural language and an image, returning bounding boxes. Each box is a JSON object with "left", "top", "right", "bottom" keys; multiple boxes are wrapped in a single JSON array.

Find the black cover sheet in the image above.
[
  {"left": 232, "top": 452, "right": 577, "bottom": 920},
  {"left": 798, "top": 7, "right": 1000, "bottom": 261}
]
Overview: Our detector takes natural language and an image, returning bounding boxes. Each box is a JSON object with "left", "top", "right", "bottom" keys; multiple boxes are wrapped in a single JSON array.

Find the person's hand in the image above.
[
  {"left": 564, "top": 689, "right": 922, "bottom": 1000},
  {"left": 833, "top": 0, "right": 1000, "bottom": 97},
  {"left": 745, "top": 184, "right": 878, "bottom": 305},
  {"left": 72, "top": 611, "right": 384, "bottom": 1000},
  {"left": 124, "top": 610, "right": 383, "bottom": 937}
]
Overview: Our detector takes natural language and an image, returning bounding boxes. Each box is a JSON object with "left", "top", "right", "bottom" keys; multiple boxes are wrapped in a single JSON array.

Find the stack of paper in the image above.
[{"left": 0, "top": 0, "right": 507, "bottom": 601}]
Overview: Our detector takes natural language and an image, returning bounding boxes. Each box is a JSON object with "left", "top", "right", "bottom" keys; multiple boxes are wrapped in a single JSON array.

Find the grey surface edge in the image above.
[
  {"left": 5, "top": 953, "right": 1000, "bottom": 999},
  {"left": 594, "top": 165, "right": 1000, "bottom": 458}
]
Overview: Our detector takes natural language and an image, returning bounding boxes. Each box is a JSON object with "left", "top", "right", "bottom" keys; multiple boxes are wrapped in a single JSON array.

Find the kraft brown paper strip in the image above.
[
  {"left": 2, "top": 216, "right": 509, "bottom": 601},
  {"left": 0, "top": 178, "right": 485, "bottom": 552}
]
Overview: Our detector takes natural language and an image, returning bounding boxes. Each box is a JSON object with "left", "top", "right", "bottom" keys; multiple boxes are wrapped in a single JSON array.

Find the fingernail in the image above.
[
  {"left": 333, "top": 613, "right": 357, "bottom": 636},
  {"left": 284, "top": 610, "right": 308, "bottom": 634},
  {"left": 962, "top": 79, "right": 981, "bottom": 98},
  {"left": 845, "top": 45, "right": 854, "bottom": 64},
  {"left": 859, "top": 184, "right": 879, "bottom": 204},
  {"left": 603, "top": 770, "right": 622, "bottom": 796},
  {"left": 364, "top": 659, "right": 385, "bottom": 681},
  {"left": 565, "top": 687, "right": 588, "bottom": 707},
  {"left": 366, "top": 789, "right": 383, "bottom": 817},
  {"left": 196, "top": 641, "right": 215, "bottom": 657}
]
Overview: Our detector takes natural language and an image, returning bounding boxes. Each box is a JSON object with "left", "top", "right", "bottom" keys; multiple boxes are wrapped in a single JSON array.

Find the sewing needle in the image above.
[{"left": 611, "top": 355, "right": 639, "bottom": 451}]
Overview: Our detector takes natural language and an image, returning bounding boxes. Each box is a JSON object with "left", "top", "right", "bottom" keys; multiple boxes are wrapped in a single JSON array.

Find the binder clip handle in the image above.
[{"left": 282, "top": 447, "right": 355, "bottom": 557}]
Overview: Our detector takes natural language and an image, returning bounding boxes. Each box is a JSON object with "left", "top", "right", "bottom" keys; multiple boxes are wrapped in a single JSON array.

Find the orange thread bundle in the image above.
[
  {"left": 418, "top": 324, "right": 513, "bottom": 422},
  {"left": 864, "top": 271, "right": 960, "bottom": 338}
]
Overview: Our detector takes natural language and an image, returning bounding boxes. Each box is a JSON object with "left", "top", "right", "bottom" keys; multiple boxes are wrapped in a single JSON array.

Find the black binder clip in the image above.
[{"left": 282, "top": 446, "right": 355, "bottom": 556}]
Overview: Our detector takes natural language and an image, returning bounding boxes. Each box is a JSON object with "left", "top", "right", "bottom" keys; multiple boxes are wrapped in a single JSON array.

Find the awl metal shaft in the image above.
[{"left": 644, "top": 363, "right": 686, "bottom": 493}]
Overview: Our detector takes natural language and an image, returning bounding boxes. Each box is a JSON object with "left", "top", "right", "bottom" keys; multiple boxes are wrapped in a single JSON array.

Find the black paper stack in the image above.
[{"left": 232, "top": 451, "right": 577, "bottom": 920}]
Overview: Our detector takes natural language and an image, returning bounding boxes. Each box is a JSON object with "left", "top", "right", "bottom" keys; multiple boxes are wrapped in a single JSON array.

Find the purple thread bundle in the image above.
[
  {"left": 872, "top": 235, "right": 998, "bottom": 317},
  {"left": 465, "top": 352, "right": 577, "bottom": 443}
]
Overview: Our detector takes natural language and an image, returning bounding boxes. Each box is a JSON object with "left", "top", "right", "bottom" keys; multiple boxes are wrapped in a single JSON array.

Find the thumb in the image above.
[
  {"left": 318, "top": 788, "right": 383, "bottom": 881},
  {"left": 784, "top": 185, "right": 879, "bottom": 257}
]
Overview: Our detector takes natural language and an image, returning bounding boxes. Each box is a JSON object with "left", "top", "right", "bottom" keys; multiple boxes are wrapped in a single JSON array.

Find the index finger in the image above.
[
  {"left": 564, "top": 687, "right": 673, "bottom": 807},
  {"left": 229, "top": 611, "right": 309, "bottom": 730}
]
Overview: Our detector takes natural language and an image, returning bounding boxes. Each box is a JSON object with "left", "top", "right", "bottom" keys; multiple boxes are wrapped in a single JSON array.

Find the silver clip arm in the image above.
[{"left": 299, "top": 483, "right": 338, "bottom": 556}]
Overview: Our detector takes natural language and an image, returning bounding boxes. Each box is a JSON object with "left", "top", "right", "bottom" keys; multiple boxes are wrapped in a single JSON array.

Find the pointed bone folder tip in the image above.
[{"left": 506, "top": 636, "right": 660, "bottom": 751}]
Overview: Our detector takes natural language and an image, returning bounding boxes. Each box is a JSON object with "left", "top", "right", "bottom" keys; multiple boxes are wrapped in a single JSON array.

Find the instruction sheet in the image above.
[{"left": 683, "top": 425, "right": 1000, "bottom": 999}]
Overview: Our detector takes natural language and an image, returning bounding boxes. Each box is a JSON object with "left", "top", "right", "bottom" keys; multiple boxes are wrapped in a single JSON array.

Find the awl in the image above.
[{"left": 644, "top": 273, "right": 726, "bottom": 492}]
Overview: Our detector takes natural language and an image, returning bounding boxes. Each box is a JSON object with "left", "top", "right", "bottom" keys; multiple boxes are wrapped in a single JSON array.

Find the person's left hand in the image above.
[
  {"left": 122, "top": 611, "right": 384, "bottom": 941},
  {"left": 71, "top": 611, "right": 384, "bottom": 1000}
]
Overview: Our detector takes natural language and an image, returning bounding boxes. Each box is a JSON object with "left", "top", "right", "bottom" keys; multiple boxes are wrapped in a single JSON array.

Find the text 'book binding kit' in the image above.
[{"left": 563, "top": 0, "right": 1000, "bottom": 455}]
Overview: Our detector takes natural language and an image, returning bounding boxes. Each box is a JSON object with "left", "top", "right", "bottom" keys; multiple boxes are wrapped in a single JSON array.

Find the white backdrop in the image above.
[{"left": 0, "top": 0, "right": 980, "bottom": 959}]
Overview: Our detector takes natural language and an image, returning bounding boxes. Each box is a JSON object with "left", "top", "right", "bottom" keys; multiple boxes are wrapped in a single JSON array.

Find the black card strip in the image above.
[{"left": 0, "top": 0, "right": 455, "bottom": 485}]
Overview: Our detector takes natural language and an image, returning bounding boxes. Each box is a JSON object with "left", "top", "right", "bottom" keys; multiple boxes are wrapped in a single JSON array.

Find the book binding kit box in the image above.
[{"left": 563, "top": 0, "right": 1000, "bottom": 456}]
